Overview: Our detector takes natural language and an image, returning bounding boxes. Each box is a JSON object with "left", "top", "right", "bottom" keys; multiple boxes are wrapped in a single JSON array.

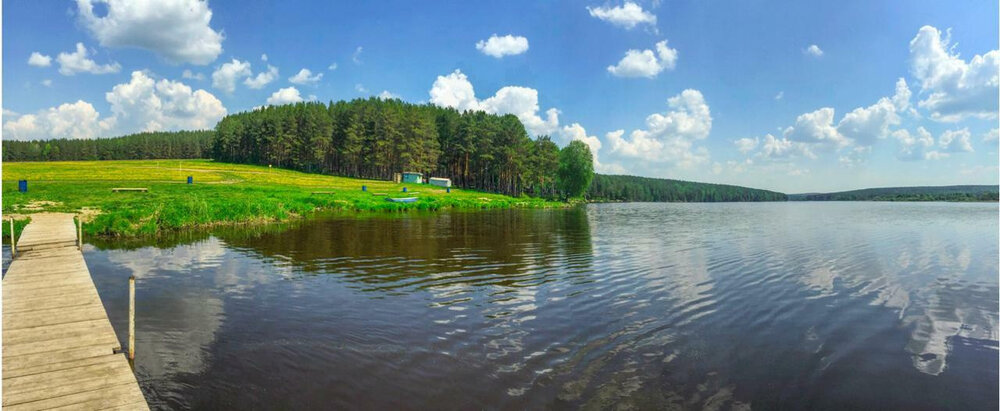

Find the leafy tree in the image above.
[{"left": 557, "top": 141, "right": 594, "bottom": 199}]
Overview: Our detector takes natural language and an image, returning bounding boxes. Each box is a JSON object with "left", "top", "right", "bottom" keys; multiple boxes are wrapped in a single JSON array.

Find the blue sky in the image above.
[{"left": 3, "top": 0, "right": 998, "bottom": 193}]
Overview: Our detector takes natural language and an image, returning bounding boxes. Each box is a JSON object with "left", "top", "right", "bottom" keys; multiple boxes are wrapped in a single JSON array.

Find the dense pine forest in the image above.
[
  {"left": 2, "top": 130, "right": 213, "bottom": 162},
  {"left": 2, "top": 98, "right": 796, "bottom": 203},
  {"left": 587, "top": 174, "right": 788, "bottom": 202},
  {"left": 789, "top": 185, "right": 999, "bottom": 201},
  {"left": 212, "top": 98, "right": 582, "bottom": 198}
]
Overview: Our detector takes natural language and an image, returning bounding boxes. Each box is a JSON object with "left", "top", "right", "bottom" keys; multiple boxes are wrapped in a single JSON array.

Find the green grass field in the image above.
[{"left": 2, "top": 160, "right": 561, "bottom": 237}]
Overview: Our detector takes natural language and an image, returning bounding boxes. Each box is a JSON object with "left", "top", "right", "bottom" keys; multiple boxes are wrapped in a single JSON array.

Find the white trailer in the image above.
[{"left": 429, "top": 177, "right": 452, "bottom": 188}]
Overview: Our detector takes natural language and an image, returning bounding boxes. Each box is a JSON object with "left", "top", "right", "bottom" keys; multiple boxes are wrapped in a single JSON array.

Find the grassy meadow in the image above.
[{"left": 2, "top": 160, "right": 561, "bottom": 237}]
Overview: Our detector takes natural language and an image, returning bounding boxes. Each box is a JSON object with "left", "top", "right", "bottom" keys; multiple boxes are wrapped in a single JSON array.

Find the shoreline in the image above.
[{"left": 2, "top": 160, "right": 567, "bottom": 238}]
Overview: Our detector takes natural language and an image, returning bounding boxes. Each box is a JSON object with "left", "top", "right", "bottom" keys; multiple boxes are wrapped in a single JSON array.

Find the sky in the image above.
[{"left": 2, "top": 0, "right": 998, "bottom": 193}]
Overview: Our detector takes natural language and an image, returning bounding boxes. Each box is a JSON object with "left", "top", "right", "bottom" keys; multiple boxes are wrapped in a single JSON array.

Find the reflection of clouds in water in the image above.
[
  {"left": 790, "top": 226, "right": 996, "bottom": 376},
  {"left": 900, "top": 242, "right": 996, "bottom": 375},
  {"left": 105, "top": 237, "right": 227, "bottom": 279},
  {"left": 893, "top": 239, "right": 995, "bottom": 376},
  {"left": 103, "top": 239, "right": 229, "bottom": 379},
  {"left": 103, "top": 237, "right": 295, "bottom": 380}
]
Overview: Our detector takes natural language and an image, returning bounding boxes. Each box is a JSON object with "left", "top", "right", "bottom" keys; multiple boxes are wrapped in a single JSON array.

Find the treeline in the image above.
[
  {"left": 587, "top": 174, "right": 788, "bottom": 202},
  {"left": 790, "top": 185, "right": 999, "bottom": 201},
  {"left": 2, "top": 131, "right": 213, "bottom": 161},
  {"left": 212, "top": 98, "right": 589, "bottom": 198}
]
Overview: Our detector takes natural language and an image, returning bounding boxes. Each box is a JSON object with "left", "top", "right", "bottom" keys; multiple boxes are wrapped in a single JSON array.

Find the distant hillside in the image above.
[
  {"left": 789, "top": 185, "right": 999, "bottom": 202},
  {"left": 587, "top": 174, "right": 787, "bottom": 202}
]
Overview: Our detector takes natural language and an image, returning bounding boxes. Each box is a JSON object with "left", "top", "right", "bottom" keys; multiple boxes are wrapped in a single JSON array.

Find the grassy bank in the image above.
[{"left": 2, "top": 160, "right": 562, "bottom": 237}]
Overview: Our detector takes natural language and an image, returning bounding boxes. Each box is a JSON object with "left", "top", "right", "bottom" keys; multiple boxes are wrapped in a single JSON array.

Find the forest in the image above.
[
  {"left": 212, "top": 98, "right": 587, "bottom": 198},
  {"left": 789, "top": 185, "right": 999, "bottom": 201},
  {"left": 587, "top": 174, "right": 788, "bottom": 202},
  {"left": 2, "top": 97, "right": 794, "bottom": 203},
  {"left": 2, "top": 130, "right": 213, "bottom": 161}
]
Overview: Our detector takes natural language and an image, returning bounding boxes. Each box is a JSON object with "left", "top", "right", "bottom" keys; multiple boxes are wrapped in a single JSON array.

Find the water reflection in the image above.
[{"left": 80, "top": 203, "right": 998, "bottom": 410}]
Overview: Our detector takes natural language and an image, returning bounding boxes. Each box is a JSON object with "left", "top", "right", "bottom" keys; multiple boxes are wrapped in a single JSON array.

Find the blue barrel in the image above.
[
  {"left": 18, "top": 180, "right": 27, "bottom": 193},
  {"left": 187, "top": 176, "right": 193, "bottom": 184},
  {"left": 402, "top": 187, "right": 407, "bottom": 193},
  {"left": 362, "top": 185, "right": 367, "bottom": 192},
  {"left": 446, "top": 187, "right": 450, "bottom": 193}
]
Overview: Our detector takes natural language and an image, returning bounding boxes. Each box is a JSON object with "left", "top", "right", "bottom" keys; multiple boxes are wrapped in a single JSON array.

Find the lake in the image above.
[{"left": 8, "top": 202, "right": 997, "bottom": 409}]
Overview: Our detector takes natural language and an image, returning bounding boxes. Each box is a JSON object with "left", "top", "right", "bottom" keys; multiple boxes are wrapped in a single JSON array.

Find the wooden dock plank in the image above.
[
  {"left": 3, "top": 305, "right": 109, "bottom": 330},
  {"left": 4, "top": 319, "right": 119, "bottom": 346},
  {"left": 5, "top": 383, "right": 148, "bottom": 411},
  {"left": 3, "top": 213, "right": 148, "bottom": 410},
  {"left": 3, "top": 346, "right": 114, "bottom": 375},
  {"left": 2, "top": 352, "right": 124, "bottom": 379}
]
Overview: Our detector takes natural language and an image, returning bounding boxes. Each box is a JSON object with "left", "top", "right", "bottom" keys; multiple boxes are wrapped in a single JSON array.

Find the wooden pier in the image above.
[{"left": 3, "top": 213, "right": 148, "bottom": 410}]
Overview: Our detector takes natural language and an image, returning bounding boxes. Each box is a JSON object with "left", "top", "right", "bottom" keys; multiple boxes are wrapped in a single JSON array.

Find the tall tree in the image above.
[{"left": 557, "top": 141, "right": 594, "bottom": 199}]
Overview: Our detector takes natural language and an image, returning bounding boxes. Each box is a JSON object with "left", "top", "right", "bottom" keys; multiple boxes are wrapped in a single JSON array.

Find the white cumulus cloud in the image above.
[
  {"left": 245, "top": 65, "right": 279, "bottom": 89},
  {"left": 983, "top": 128, "right": 999, "bottom": 144},
  {"left": 909, "top": 25, "right": 999, "bottom": 122},
  {"left": 211, "top": 58, "right": 252, "bottom": 93},
  {"left": 267, "top": 87, "right": 304, "bottom": 105},
  {"left": 759, "top": 134, "right": 816, "bottom": 160},
  {"left": 805, "top": 44, "right": 824, "bottom": 57},
  {"left": 428, "top": 69, "right": 560, "bottom": 136},
  {"left": 289, "top": 68, "right": 322, "bottom": 85},
  {"left": 105, "top": 70, "right": 227, "bottom": 132},
  {"left": 28, "top": 52, "right": 52, "bottom": 67},
  {"left": 734, "top": 137, "right": 760, "bottom": 154},
  {"left": 476, "top": 34, "right": 529, "bottom": 58},
  {"left": 3, "top": 71, "right": 225, "bottom": 139},
  {"left": 783, "top": 107, "right": 849, "bottom": 148},
  {"left": 892, "top": 128, "right": 935, "bottom": 161},
  {"left": 604, "top": 89, "right": 712, "bottom": 168},
  {"left": 56, "top": 43, "right": 121, "bottom": 75},
  {"left": 2, "top": 101, "right": 108, "bottom": 140},
  {"left": 587, "top": 2, "right": 657, "bottom": 30},
  {"left": 75, "top": 0, "right": 224, "bottom": 65},
  {"left": 836, "top": 97, "right": 900, "bottom": 146},
  {"left": 377, "top": 90, "right": 401, "bottom": 100},
  {"left": 937, "top": 128, "right": 973, "bottom": 153},
  {"left": 607, "top": 40, "right": 677, "bottom": 78}
]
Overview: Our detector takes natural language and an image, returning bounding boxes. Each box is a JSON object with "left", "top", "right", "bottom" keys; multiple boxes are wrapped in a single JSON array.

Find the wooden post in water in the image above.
[
  {"left": 9, "top": 218, "right": 16, "bottom": 258},
  {"left": 128, "top": 275, "right": 136, "bottom": 360},
  {"left": 77, "top": 216, "right": 83, "bottom": 250}
]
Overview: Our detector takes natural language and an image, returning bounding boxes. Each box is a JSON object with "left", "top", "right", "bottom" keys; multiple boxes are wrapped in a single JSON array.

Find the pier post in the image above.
[
  {"left": 77, "top": 216, "right": 83, "bottom": 250},
  {"left": 9, "top": 218, "right": 16, "bottom": 258},
  {"left": 128, "top": 275, "right": 136, "bottom": 360}
]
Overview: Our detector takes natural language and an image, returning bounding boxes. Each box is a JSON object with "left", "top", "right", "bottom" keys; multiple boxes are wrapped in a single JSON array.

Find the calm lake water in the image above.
[{"left": 7, "top": 202, "right": 998, "bottom": 409}]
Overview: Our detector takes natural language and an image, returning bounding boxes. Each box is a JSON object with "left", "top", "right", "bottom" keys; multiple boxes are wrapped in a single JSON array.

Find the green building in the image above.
[{"left": 402, "top": 172, "right": 423, "bottom": 184}]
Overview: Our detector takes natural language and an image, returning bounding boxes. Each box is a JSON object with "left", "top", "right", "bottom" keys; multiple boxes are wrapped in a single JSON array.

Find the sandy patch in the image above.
[
  {"left": 78, "top": 207, "right": 102, "bottom": 222},
  {"left": 15, "top": 200, "right": 63, "bottom": 211}
]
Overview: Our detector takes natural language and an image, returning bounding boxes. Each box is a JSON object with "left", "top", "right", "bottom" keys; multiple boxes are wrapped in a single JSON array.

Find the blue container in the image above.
[
  {"left": 402, "top": 187, "right": 407, "bottom": 193},
  {"left": 18, "top": 180, "right": 27, "bottom": 193},
  {"left": 362, "top": 185, "right": 367, "bottom": 192},
  {"left": 446, "top": 187, "right": 450, "bottom": 193},
  {"left": 187, "top": 176, "right": 193, "bottom": 184}
]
